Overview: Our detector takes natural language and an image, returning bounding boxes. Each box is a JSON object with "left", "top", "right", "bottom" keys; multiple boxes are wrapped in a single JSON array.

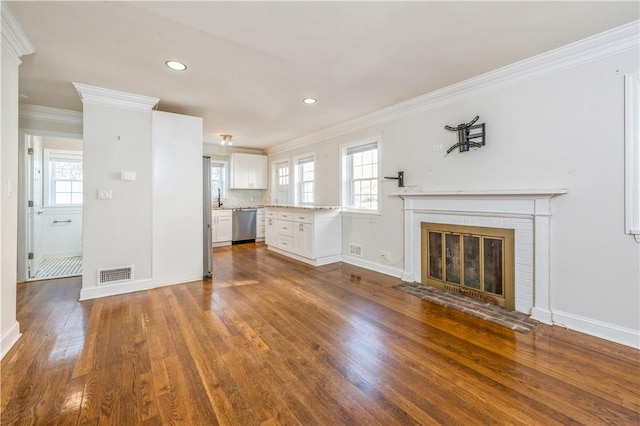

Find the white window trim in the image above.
[
  {"left": 211, "top": 160, "right": 229, "bottom": 199},
  {"left": 293, "top": 152, "right": 315, "bottom": 205},
  {"left": 43, "top": 149, "right": 83, "bottom": 207},
  {"left": 340, "top": 137, "right": 381, "bottom": 215},
  {"left": 625, "top": 72, "right": 639, "bottom": 237}
]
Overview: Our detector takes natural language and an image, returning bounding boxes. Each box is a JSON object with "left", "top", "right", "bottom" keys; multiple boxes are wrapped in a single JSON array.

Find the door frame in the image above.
[{"left": 17, "top": 128, "right": 83, "bottom": 283}]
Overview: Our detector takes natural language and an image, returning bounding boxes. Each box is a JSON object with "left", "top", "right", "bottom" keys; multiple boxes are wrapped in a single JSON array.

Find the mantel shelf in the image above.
[{"left": 390, "top": 189, "right": 568, "bottom": 199}]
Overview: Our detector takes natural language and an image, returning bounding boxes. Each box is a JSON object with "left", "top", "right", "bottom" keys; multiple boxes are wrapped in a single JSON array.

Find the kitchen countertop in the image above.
[
  {"left": 213, "top": 205, "right": 342, "bottom": 211},
  {"left": 261, "top": 204, "right": 342, "bottom": 210}
]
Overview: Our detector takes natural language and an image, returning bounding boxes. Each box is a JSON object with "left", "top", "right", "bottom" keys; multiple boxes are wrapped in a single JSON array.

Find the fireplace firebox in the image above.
[{"left": 421, "top": 223, "right": 515, "bottom": 310}]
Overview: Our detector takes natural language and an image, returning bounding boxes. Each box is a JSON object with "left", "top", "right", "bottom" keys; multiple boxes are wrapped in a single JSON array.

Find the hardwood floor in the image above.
[{"left": 2, "top": 243, "right": 639, "bottom": 425}]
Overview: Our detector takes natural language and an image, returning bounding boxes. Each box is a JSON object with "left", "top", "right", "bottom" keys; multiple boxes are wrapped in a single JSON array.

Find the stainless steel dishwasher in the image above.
[{"left": 232, "top": 208, "right": 257, "bottom": 244}]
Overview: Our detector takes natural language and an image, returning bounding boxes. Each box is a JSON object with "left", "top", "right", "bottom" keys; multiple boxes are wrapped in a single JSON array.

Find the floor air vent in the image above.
[
  {"left": 349, "top": 243, "right": 363, "bottom": 257},
  {"left": 98, "top": 266, "right": 133, "bottom": 284}
]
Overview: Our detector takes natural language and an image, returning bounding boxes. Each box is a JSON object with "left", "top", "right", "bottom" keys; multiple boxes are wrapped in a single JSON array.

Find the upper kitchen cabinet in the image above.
[{"left": 229, "top": 153, "right": 267, "bottom": 189}]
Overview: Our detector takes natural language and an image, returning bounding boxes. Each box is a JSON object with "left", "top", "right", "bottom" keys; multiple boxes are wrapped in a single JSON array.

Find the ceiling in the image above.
[{"left": 7, "top": 1, "right": 639, "bottom": 150}]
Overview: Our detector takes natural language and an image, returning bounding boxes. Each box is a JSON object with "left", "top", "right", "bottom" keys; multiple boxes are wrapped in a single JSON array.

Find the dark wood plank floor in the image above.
[{"left": 2, "top": 243, "right": 639, "bottom": 425}]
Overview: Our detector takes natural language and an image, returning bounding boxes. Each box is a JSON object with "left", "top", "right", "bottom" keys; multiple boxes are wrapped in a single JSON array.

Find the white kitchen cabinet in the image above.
[
  {"left": 230, "top": 153, "right": 267, "bottom": 189},
  {"left": 212, "top": 210, "right": 233, "bottom": 246},
  {"left": 256, "top": 208, "right": 265, "bottom": 241},
  {"left": 265, "top": 207, "right": 341, "bottom": 266},
  {"left": 265, "top": 216, "right": 277, "bottom": 247},
  {"left": 294, "top": 222, "right": 313, "bottom": 258}
]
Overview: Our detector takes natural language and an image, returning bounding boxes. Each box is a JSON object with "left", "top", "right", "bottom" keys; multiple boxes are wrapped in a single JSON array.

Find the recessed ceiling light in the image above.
[
  {"left": 303, "top": 98, "right": 317, "bottom": 104},
  {"left": 165, "top": 60, "right": 187, "bottom": 71}
]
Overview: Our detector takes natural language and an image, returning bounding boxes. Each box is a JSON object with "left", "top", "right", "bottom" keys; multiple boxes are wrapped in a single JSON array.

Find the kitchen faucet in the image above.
[{"left": 217, "top": 187, "right": 223, "bottom": 208}]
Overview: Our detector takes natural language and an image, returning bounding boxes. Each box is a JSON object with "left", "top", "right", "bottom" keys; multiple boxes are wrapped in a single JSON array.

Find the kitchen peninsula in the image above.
[{"left": 263, "top": 205, "right": 342, "bottom": 266}]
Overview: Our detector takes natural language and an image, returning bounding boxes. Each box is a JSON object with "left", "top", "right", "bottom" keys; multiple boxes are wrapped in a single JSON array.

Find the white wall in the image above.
[
  {"left": 81, "top": 103, "right": 154, "bottom": 295},
  {"left": 269, "top": 39, "right": 640, "bottom": 344},
  {"left": 152, "top": 111, "right": 203, "bottom": 287},
  {"left": 1, "top": 33, "right": 21, "bottom": 359},
  {"left": 1, "top": 3, "right": 34, "bottom": 359}
]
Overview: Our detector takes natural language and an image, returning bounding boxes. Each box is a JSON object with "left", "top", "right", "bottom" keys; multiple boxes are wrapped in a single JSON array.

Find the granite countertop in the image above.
[
  {"left": 261, "top": 204, "right": 342, "bottom": 210},
  {"left": 213, "top": 204, "right": 342, "bottom": 211}
]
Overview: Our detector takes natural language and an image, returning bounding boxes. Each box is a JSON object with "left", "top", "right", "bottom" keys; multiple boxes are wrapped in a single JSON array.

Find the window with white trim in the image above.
[
  {"left": 625, "top": 71, "right": 640, "bottom": 239},
  {"left": 295, "top": 154, "right": 315, "bottom": 205},
  {"left": 273, "top": 160, "right": 290, "bottom": 204},
  {"left": 44, "top": 150, "right": 83, "bottom": 206},
  {"left": 341, "top": 139, "right": 379, "bottom": 212},
  {"left": 211, "top": 161, "right": 227, "bottom": 199}
]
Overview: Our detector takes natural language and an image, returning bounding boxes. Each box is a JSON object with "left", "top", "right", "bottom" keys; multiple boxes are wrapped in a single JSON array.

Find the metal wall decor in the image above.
[{"left": 444, "top": 115, "right": 486, "bottom": 156}]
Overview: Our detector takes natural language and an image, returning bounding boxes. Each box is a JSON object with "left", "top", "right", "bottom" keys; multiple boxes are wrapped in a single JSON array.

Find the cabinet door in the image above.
[
  {"left": 251, "top": 155, "right": 268, "bottom": 189},
  {"left": 230, "top": 153, "right": 267, "bottom": 189},
  {"left": 294, "top": 222, "right": 313, "bottom": 258},
  {"left": 265, "top": 217, "right": 278, "bottom": 247},
  {"left": 256, "top": 211, "right": 265, "bottom": 238},
  {"left": 230, "top": 154, "right": 250, "bottom": 189},
  {"left": 217, "top": 215, "right": 233, "bottom": 242}
]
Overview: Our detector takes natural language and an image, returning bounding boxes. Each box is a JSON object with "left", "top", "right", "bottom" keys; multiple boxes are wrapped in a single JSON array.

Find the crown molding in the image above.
[
  {"left": 1, "top": 2, "right": 35, "bottom": 63},
  {"left": 267, "top": 20, "right": 640, "bottom": 156},
  {"left": 73, "top": 83, "right": 159, "bottom": 111},
  {"left": 19, "top": 104, "right": 82, "bottom": 125}
]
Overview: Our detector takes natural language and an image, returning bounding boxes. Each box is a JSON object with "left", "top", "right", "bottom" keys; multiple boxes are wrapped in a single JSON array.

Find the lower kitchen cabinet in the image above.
[
  {"left": 264, "top": 207, "right": 341, "bottom": 266},
  {"left": 256, "top": 208, "right": 265, "bottom": 241},
  {"left": 212, "top": 209, "right": 232, "bottom": 246}
]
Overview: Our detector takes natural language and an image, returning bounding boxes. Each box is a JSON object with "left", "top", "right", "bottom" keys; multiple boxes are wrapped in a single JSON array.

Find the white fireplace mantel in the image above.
[{"left": 392, "top": 189, "right": 567, "bottom": 323}]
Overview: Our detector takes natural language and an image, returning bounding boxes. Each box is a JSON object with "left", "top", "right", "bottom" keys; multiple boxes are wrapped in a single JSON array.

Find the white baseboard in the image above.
[
  {"left": 341, "top": 255, "right": 404, "bottom": 279},
  {"left": 153, "top": 277, "right": 202, "bottom": 289},
  {"left": 552, "top": 310, "right": 640, "bottom": 349},
  {"left": 79, "top": 278, "right": 153, "bottom": 301},
  {"left": 401, "top": 272, "right": 414, "bottom": 282},
  {"left": 531, "top": 307, "right": 553, "bottom": 325},
  {"left": 1, "top": 321, "right": 22, "bottom": 360},
  {"left": 212, "top": 241, "right": 232, "bottom": 248}
]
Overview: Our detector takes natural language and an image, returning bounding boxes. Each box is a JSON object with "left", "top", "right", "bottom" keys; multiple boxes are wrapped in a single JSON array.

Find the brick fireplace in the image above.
[{"left": 395, "top": 189, "right": 566, "bottom": 323}]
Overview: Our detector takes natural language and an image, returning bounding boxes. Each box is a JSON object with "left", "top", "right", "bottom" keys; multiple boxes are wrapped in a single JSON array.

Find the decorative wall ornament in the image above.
[{"left": 444, "top": 115, "right": 486, "bottom": 156}]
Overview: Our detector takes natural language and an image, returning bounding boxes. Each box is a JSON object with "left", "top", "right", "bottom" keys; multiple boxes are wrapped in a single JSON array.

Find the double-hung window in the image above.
[
  {"left": 342, "top": 139, "right": 379, "bottom": 212},
  {"left": 295, "top": 154, "right": 315, "bottom": 205},
  {"left": 44, "top": 150, "right": 83, "bottom": 206},
  {"left": 211, "top": 161, "right": 227, "bottom": 199}
]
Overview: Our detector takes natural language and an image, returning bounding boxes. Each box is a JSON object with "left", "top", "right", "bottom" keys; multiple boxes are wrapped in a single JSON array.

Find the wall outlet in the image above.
[{"left": 381, "top": 250, "right": 391, "bottom": 262}]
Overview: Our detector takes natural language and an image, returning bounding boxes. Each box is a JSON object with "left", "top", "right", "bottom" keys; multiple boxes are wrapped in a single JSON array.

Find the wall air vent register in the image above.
[{"left": 98, "top": 266, "right": 134, "bottom": 285}]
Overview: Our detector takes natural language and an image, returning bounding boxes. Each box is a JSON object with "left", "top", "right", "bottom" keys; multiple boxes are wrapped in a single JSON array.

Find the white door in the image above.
[{"left": 27, "top": 135, "right": 44, "bottom": 279}]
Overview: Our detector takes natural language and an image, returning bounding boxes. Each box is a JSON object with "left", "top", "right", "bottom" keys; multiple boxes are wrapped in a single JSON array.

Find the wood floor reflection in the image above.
[{"left": 2, "top": 243, "right": 639, "bottom": 425}]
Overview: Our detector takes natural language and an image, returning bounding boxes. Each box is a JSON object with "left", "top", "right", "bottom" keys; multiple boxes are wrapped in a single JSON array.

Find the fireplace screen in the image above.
[{"left": 422, "top": 223, "right": 514, "bottom": 309}]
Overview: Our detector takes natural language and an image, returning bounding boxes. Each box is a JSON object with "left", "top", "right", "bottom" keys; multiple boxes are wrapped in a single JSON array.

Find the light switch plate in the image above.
[{"left": 97, "top": 189, "right": 112, "bottom": 200}]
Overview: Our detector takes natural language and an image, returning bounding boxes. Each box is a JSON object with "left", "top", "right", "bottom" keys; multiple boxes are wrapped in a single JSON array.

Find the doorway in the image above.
[{"left": 20, "top": 132, "right": 83, "bottom": 281}]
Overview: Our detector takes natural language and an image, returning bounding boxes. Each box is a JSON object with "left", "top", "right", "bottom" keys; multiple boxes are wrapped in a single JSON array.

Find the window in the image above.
[
  {"left": 44, "top": 150, "right": 83, "bottom": 206},
  {"left": 295, "top": 154, "right": 315, "bottom": 205},
  {"left": 625, "top": 72, "right": 640, "bottom": 237},
  {"left": 273, "top": 160, "right": 290, "bottom": 204},
  {"left": 211, "top": 161, "right": 227, "bottom": 199},
  {"left": 341, "top": 139, "right": 379, "bottom": 212}
]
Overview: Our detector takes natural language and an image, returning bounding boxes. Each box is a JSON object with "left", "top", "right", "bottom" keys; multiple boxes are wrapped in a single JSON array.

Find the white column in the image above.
[
  {"left": 531, "top": 197, "right": 553, "bottom": 323},
  {"left": 401, "top": 200, "right": 414, "bottom": 281}
]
